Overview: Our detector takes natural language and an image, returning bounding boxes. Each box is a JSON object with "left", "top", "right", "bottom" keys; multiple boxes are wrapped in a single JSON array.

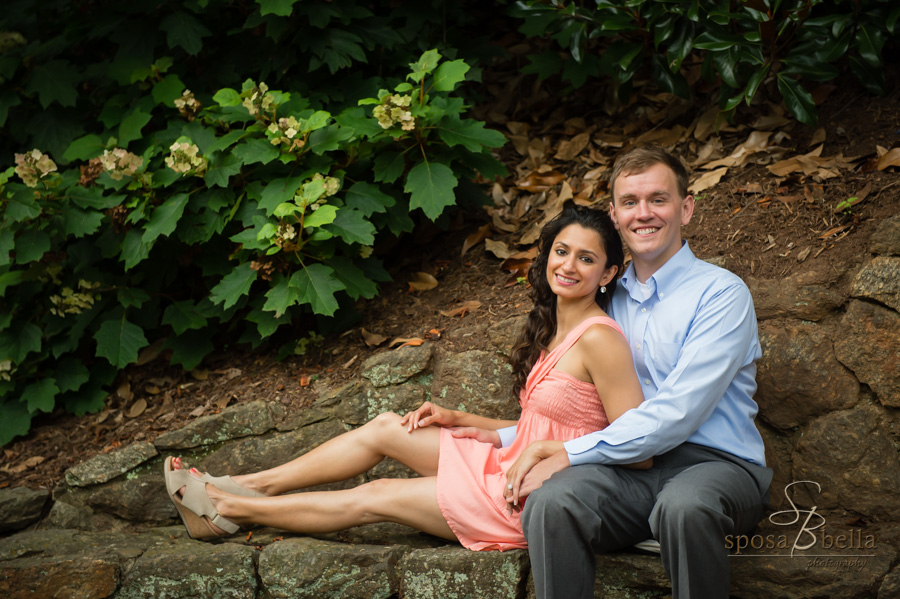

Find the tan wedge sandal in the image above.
[{"left": 164, "top": 456, "right": 240, "bottom": 539}]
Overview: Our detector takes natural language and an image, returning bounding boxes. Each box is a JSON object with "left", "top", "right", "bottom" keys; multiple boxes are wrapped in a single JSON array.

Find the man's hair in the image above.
[{"left": 609, "top": 145, "right": 690, "bottom": 200}]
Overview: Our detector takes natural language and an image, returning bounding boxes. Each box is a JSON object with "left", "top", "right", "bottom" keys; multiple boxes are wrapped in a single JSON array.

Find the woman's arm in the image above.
[{"left": 399, "top": 401, "right": 517, "bottom": 433}]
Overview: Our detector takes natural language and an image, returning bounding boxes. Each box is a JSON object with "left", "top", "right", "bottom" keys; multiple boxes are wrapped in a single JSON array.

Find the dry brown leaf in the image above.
[
  {"left": 809, "top": 128, "right": 826, "bottom": 147},
  {"left": 144, "top": 384, "right": 161, "bottom": 395},
  {"left": 515, "top": 170, "right": 565, "bottom": 193},
  {"left": 116, "top": 381, "right": 134, "bottom": 402},
  {"left": 136, "top": 338, "right": 167, "bottom": 366},
  {"left": 1, "top": 455, "right": 46, "bottom": 475},
  {"left": 299, "top": 374, "right": 311, "bottom": 386},
  {"left": 692, "top": 105, "right": 720, "bottom": 142},
  {"left": 461, "top": 223, "right": 492, "bottom": 255},
  {"left": 361, "top": 328, "right": 388, "bottom": 347},
  {"left": 703, "top": 131, "right": 772, "bottom": 170},
  {"left": 425, "top": 328, "right": 443, "bottom": 340},
  {"left": 796, "top": 247, "right": 812, "bottom": 262},
  {"left": 876, "top": 147, "right": 900, "bottom": 170},
  {"left": 689, "top": 167, "right": 728, "bottom": 194},
  {"left": 408, "top": 272, "right": 438, "bottom": 292},
  {"left": 190, "top": 369, "right": 209, "bottom": 381},
  {"left": 126, "top": 398, "right": 147, "bottom": 418},
  {"left": 389, "top": 337, "right": 425, "bottom": 348},
  {"left": 439, "top": 301, "right": 482, "bottom": 318},
  {"left": 485, "top": 238, "right": 513, "bottom": 260},
  {"left": 189, "top": 404, "right": 207, "bottom": 418},
  {"left": 490, "top": 211, "right": 517, "bottom": 233},
  {"left": 554, "top": 132, "right": 592, "bottom": 161},
  {"left": 214, "top": 394, "right": 233, "bottom": 410}
]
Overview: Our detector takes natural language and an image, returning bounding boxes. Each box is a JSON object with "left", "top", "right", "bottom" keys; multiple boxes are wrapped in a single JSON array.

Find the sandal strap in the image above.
[
  {"left": 179, "top": 473, "right": 240, "bottom": 534},
  {"left": 193, "top": 472, "right": 265, "bottom": 498}
]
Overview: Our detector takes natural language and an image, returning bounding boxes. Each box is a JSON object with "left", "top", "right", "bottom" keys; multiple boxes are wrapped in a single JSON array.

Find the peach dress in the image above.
[{"left": 436, "top": 316, "right": 620, "bottom": 551}]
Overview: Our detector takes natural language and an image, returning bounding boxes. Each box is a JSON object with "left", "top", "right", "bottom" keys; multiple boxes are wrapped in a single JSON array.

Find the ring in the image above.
[{"left": 507, "top": 483, "right": 513, "bottom": 490}]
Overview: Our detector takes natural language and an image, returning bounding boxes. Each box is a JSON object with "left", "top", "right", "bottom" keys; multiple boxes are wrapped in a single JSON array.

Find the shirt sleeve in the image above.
[
  {"left": 564, "top": 282, "right": 759, "bottom": 465},
  {"left": 497, "top": 425, "right": 517, "bottom": 448}
]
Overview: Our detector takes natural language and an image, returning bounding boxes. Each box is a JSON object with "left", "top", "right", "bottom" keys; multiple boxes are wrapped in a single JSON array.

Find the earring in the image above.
[{"left": 600, "top": 286, "right": 606, "bottom": 294}]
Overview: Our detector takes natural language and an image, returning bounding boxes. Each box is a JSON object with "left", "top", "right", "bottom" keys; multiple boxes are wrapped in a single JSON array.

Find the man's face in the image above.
[{"left": 609, "top": 162, "right": 694, "bottom": 280}]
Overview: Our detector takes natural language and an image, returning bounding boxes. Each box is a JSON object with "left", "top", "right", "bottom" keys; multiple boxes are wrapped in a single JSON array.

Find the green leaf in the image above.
[
  {"left": 303, "top": 204, "right": 339, "bottom": 228},
  {"left": 409, "top": 49, "right": 441, "bottom": 83},
  {"left": 160, "top": 12, "right": 211, "bottom": 55},
  {"left": 120, "top": 229, "right": 151, "bottom": 270},
  {"left": 59, "top": 206, "right": 104, "bottom": 238},
  {"left": 373, "top": 151, "right": 405, "bottom": 183},
  {"left": 63, "top": 134, "right": 105, "bottom": 161},
  {"left": 117, "top": 287, "right": 150, "bottom": 309},
  {"left": 259, "top": 177, "right": 305, "bottom": 215},
  {"left": 0, "top": 323, "right": 41, "bottom": 362},
  {"left": 210, "top": 262, "right": 258, "bottom": 309},
  {"left": 94, "top": 314, "right": 149, "bottom": 368},
  {"left": 308, "top": 124, "right": 352, "bottom": 155},
  {"left": 233, "top": 138, "right": 280, "bottom": 165},
  {"left": 152, "top": 74, "right": 186, "bottom": 106},
  {"left": 14, "top": 229, "right": 51, "bottom": 263},
  {"left": 204, "top": 153, "right": 243, "bottom": 188},
  {"left": 205, "top": 130, "right": 249, "bottom": 154},
  {"left": 257, "top": 0, "right": 299, "bottom": 17},
  {"left": 163, "top": 300, "right": 209, "bottom": 334},
  {"left": 330, "top": 256, "right": 378, "bottom": 299},
  {"left": 437, "top": 117, "right": 507, "bottom": 151},
  {"left": 53, "top": 356, "right": 90, "bottom": 393},
  {"left": 345, "top": 182, "right": 396, "bottom": 216},
  {"left": 246, "top": 307, "right": 287, "bottom": 338},
  {"left": 63, "top": 377, "right": 109, "bottom": 416},
  {"left": 290, "top": 263, "right": 345, "bottom": 316},
  {"left": 0, "top": 228, "right": 15, "bottom": 266},
  {"left": 25, "top": 60, "right": 79, "bottom": 108},
  {"left": 142, "top": 193, "right": 189, "bottom": 244},
  {"left": 263, "top": 274, "right": 298, "bottom": 318},
  {"left": 776, "top": 74, "right": 817, "bottom": 126},
  {"left": 4, "top": 187, "right": 41, "bottom": 222},
  {"left": 213, "top": 88, "right": 242, "bottom": 107},
  {"left": 404, "top": 161, "right": 458, "bottom": 220},
  {"left": 432, "top": 59, "right": 470, "bottom": 92},
  {"left": 23, "top": 378, "right": 59, "bottom": 414},
  {"left": 325, "top": 208, "right": 375, "bottom": 245},
  {"left": 165, "top": 330, "right": 214, "bottom": 371},
  {"left": 0, "top": 400, "right": 32, "bottom": 446},
  {"left": 119, "top": 107, "right": 153, "bottom": 147}
]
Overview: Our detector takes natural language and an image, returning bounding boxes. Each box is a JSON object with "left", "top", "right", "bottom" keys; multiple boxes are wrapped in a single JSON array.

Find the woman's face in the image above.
[{"left": 545, "top": 223, "right": 617, "bottom": 301}]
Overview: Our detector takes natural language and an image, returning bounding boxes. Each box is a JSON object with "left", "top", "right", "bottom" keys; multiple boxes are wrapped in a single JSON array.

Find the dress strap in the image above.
[{"left": 523, "top": 316, "right": 623, "bottom": 398}]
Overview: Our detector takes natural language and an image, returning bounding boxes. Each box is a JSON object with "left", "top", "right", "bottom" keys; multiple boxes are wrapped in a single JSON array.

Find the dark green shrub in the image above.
[{"left": 511, "top": 0, "right": 900, "bottom": 125}]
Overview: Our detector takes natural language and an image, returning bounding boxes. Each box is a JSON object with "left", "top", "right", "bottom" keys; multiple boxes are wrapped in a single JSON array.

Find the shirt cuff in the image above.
[{"left": 497, "top": 425, "right": 517, "bottom": 448}]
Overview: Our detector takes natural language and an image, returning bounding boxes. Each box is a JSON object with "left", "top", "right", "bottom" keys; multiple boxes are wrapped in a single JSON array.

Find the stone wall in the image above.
[{"left": 1, "top": 215, "right": 898, "bottom": 598}]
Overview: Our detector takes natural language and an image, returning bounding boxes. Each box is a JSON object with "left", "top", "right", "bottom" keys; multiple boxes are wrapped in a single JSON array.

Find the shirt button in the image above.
[
  {"left": 636, "top": 344, "right": 642, "bottom": 350},
  {"left": 644, "top": 379, "right": 651, "bottom": 385},
  {"left": 659, "top": 292, "right": 665, "bottom": 298},
  {"left": 641, "top": 308, "right": 647, "bottom": 313}
]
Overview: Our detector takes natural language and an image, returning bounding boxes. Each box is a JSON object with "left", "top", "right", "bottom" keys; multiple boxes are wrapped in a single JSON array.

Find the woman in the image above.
[{"left": 164, "top": 203, "right": 647, "bottom": 549}]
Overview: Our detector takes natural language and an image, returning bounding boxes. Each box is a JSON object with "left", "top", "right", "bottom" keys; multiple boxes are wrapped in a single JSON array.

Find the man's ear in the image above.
[
  {"left": 681, "top": 195, "right": 695, "bottom": 226},
  {"left": 609, "top": 201, "right": 620, "bottom": 229}
]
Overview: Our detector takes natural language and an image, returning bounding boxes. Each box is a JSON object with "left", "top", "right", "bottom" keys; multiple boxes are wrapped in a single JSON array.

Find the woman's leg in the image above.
[
  {"left": 208, "top": 475, "right": 457, "bottom": 540},
  {"left": 187, "top": 412, "right": 442, "bottom": 496}
]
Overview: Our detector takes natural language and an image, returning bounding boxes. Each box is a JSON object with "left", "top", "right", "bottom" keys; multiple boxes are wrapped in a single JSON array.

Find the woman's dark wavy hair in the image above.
[{"left": 509, "top": 201, "right": 625, "bottom": 399}]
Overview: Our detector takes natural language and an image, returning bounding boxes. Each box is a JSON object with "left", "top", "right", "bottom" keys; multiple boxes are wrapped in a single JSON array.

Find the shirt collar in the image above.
[{"left": 620, "top": 241, "right": 696, "bottom": 300}]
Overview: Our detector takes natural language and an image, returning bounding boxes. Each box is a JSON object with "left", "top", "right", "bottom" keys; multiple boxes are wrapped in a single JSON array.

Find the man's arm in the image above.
[{"left": 564, "top": 281, "right": 760, "bottom": 465}]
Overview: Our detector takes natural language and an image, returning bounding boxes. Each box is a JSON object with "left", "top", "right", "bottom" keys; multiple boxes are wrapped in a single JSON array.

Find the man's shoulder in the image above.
[{"left": 685, "top": 256, "right": 750, "bottom": 294}]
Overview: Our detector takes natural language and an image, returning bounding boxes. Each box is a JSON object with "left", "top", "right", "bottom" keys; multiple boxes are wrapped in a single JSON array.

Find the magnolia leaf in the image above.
[
  {"left": 142, "top": 193, "right": 189, "bottom": 244},
  {"left": 777, "top": 75, "right": 817, "bottom": 126},
  {"left": 432, "top": 59, "right": 470, "bottom": 91},
  {"left": 462, "top": 224, "right": 492, "bottom": 255},
  {"left": 689, "top": 167, "right": 728, "bottom": 194},
  {"left": 408, "top": 272, "right": 438, "bottom": 292},
  {"left": 94, "top": 315, "right": 149, "bottom": 368},
  {"left": 361, "top": 328, "right": 388, "bottom": 347},
  {"left": 389, "top": 337, "right": 425, "bottom": 348},
  {"left": 404, "top": 161, "right": 458, "bottom": 220},
  {"left": 210, "top": 263, "right": 258, "bottom": 309},
  {"left": 554, "top": 132, "right": 591, "bottom": 161},
  {"left": 289, "top": 263, "right": 345, "bottom": 316},
  {"left": 485, "top": 238, "right": 514, "bottom": 259},
  {"left": 439, "top": 300, "right": 481, "bottom": 318},
  {"left": 876, "top": 147, "right": 900, "bottom": 170}
]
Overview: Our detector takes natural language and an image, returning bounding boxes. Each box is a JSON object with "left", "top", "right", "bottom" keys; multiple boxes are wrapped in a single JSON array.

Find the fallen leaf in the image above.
[
  {"left": 425, "top": 328, "right": 443, "bottom": 340},
  {"left": 689, "top": 167, "right": 728, "bottom": 193},
  {"left": 408, "top": 272, "right": 438, "bottom": 292},
  {"left": 485, "top": 238, "right": 513, "bottom": 260},
  {"left": 136, "top": 338, "right": 167, "bottom": 366},
  {"left": 515, "top": 170, "right": 565, "bottom": 193},
  {"left": 876, "top": 147, "right": 900, "bottom": 170},
  {"left": 126, "top": 398, "right": 147, "bottom": 418},
  {"left": 1, "top": 455, "right": 46, "bottom": 475},
  {"left": 809, "top": 128, "right": 826, "bottom": 147},
  {"left": 490, "top": 211, "right": 517, "bottom": 233},
  {"left": 461, "top": 224, "right": 492, "bottom": 255},
  {"left": 554, "top": 131, "right": 592, "bottom": 161},
  {"left": 389, "top": 337, "right": 425, "bottom": 348},
  {"left": 215, "top": 368, "right": 242, "bottom": 382},
  {"left": 215, "top": 394, "right": 233, "bottom": 410},
  {"left": 299, "top": 374, "right": 311, "bottom": 386},
  {"left": 191, "top": 369, "right": 209, "bottom": 381},
  {"left": 116, "top": 381, "right": 134, "bottom": 402},
  {"left": 439, "top": 301, "right": 482, "bottom": 318},
  {"left": 361, "top": 328, "right": 388, "bottom": 347},
  {"left": 144, "top": 384, "right": 161, "bottom": 395},
  {"left": 796, "top": 247, "right": 812, "bottom": 262},
  {"left": 189, "top": 404, "right": 207, "bottom": 418}
]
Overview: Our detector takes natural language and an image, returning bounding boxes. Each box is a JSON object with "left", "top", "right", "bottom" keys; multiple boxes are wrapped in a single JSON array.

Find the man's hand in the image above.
[{"left": 449, "top": 426, "right": 501, "bottom": 447}]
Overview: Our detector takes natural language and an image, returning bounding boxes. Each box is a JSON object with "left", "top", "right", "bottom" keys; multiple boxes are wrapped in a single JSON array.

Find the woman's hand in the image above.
[
  {"left": 449, "top": 427, "right": 501, "bottom": 448},
  {"left": 504, "top": 440, "right": 564, "bottom": 513},
  {"left": 400, "top": 401, "right": 458, "bottom": 432}
]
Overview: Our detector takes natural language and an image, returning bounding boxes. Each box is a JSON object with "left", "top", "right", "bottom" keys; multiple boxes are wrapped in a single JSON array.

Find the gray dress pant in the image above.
[{"left": 521, "top": 443, "right": 773, "bottom": 599}]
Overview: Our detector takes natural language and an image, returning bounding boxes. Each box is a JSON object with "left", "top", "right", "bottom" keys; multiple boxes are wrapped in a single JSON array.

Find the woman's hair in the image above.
[{"left": 509, "top": 202, "right": 625, "bottom": 399}]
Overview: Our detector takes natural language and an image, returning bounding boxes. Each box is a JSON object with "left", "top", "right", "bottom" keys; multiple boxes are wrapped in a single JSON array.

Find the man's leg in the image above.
[
  {"left": 522, "top": 464, "right": 658, "bottom": 599},
  {"left": 649, "top": 446, "right": 770, "bottom": 599}
]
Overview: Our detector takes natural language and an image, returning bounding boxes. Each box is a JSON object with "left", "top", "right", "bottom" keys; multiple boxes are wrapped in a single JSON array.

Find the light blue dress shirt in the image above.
[{"left": 562, "top": 241, "right": 766, "bottom": 466}]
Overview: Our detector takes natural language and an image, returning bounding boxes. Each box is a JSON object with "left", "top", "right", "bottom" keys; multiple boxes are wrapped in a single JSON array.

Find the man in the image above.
[{"left": 515, "top": 145, "right": 773, "bottom": 598}]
